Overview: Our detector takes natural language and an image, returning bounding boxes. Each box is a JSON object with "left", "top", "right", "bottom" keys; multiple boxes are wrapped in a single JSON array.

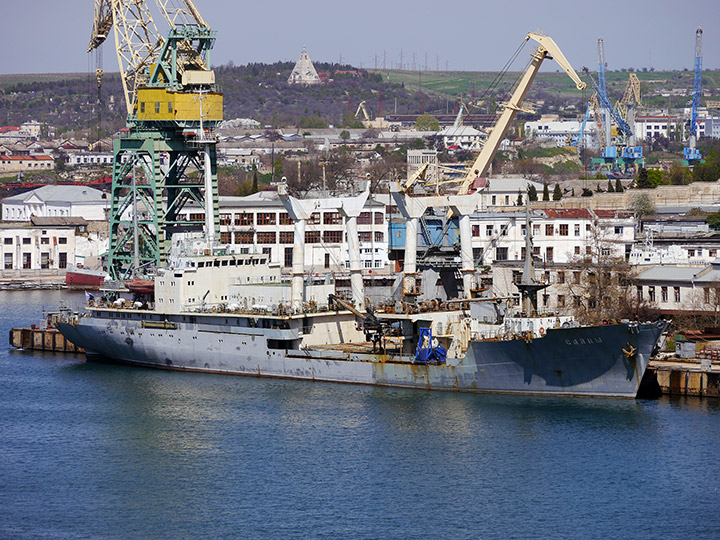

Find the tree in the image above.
[
  {"left": 595, "top": 183, "right": 604, "bottom": 193},
  {"left": 552, "top": 183, "right": 562, "bottom": 201},
  {"left": 636, "top": 168, "right": 652, "bottom": 189},
  {"left": 607, "top": 179, "right": 615, "bottom": 193},
  {"left": 516, "top": 189, "right": 524, "bottom": 206},
  {"left": 414, "top": 114, "right": 440, "bottom": 131},
  {"left": 581, "top": 187, "right": 593, "bottom": 197},
  {"left": 542, "top": 183, "right": 550, "bottom": 201},
  {"left": 527, "top": 184, "right": 538, "bottom": 202},
  {"left": 339, "top": 130, "right": 350, "bottom": 142},
  {"left": 615, "top": 178, "right": 624, "bottom": 193},
  {"left": 707, "top": 211, "right": 720, "bottom": 231},
  {"left": 630, "top": 192, "right": 656, "bottom": 217},
  {"left": 252, "top": 170, "right": 259, "bottom": 193}
]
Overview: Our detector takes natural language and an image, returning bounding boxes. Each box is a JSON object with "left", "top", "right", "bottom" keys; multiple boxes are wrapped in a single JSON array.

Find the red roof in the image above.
[
  {"left": 543, "top": 208, "right": 593, "bottom": 219},
  {"left": 0, "top": 126, "right": 21, "bottom": 133},
  {"left": 593, "top": 209, "right": 633, "bottom": 218},
  {"left": 1, "top": 155, "right": 53, "bottom": 161}
]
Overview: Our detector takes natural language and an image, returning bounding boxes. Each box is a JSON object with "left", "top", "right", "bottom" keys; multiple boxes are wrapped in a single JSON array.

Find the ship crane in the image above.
[
  {"left": 456, "top": 33, "right": 586, "bottom": 197},
  {"left": 684, "top": 27, "right": 703, "bottom": 165},
  {"left": 87, "top": 0, "right": 223, "bottom": 280},
  {"left": 391, "top": 32, "right": 585, "bottom": 301},
  {"left": 328, "top": 294, "right": 393, "bottom": 352},
  {"left": 354, "top": 101, "right": 371, "bottom": 122}
]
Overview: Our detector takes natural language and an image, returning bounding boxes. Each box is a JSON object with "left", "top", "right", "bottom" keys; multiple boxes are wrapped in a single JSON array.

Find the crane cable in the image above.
[{"left": 467, "top": 38, "right": 529, "bottom": 115}]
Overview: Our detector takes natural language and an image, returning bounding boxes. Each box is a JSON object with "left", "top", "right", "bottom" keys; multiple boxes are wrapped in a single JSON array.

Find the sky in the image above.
[{"left": 0, "top": 0, "right": 718, "bottom": 76}]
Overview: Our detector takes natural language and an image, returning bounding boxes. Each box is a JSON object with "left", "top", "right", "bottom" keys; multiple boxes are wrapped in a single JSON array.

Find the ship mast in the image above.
[{"left": 515, "top": 200, "right": 548, "bottom": 316}]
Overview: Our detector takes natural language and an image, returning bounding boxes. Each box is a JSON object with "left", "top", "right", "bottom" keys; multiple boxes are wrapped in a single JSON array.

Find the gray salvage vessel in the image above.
[{"left": 56, "top": 250, "right": 668, "bottom": 399}]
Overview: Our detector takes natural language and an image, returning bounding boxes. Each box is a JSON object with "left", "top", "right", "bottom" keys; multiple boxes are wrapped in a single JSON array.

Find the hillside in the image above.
[
  {"left": 375, "top": 68, "right": 720, "bottom": 115},
  {"left": 1, "top": 63, "right": 718, "bottom": 137}
]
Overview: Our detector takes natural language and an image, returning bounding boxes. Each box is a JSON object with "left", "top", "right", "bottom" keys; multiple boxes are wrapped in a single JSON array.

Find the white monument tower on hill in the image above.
[{"left": 288, "top": 46, "right": 322, "bottom": 85}]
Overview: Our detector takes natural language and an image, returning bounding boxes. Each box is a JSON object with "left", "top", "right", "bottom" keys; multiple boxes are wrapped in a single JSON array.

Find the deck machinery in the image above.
[{"left": 88, "top": 0, "right": 223, "bottom": 279}]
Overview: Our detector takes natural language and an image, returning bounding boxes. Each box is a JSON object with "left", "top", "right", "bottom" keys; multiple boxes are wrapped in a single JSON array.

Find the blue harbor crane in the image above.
[
  {"left": 683, "top": 27, "right": 703, "bottom": 165},
  {"left": 583, "top": 38, "right": 643, "bottom": 177}
]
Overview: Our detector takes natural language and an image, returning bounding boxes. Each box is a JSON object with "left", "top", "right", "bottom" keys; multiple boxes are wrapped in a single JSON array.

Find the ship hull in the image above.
[
  {"left": 65, "top": 267, "right": 107, "bottom": 290},
  {"left": 56, "top": 313, "right": 667, "bottom": 398}
]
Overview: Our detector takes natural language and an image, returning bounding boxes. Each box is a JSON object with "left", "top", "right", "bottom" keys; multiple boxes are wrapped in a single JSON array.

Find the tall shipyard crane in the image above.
[
  {"left": 684, "top": 27, "right": 703, "bottom": 165},
  {"left": 88, "top": 0, "right": 223, "bottom": 279},
  {"left": 583, "top": 39, "right": 642, "bottom": 175}
]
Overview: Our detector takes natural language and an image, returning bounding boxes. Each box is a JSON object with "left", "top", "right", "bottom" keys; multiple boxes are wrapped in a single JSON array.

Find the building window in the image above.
[
  {"left": 374, "top": 212, "right": 383, "bottom": 225},
  {"left": 284, "top": 247, "right": 293, "bottom": 267},
  {"left": 546, "top": 247, "right": 553, "bottom": 262},
  {"left": 573, "top": 271, "right": 581, "bottom": 284},
  {"left": 58, "top": 252, "right": 67, "bottom": 269},
  {"left": 235, "top": 213, "right": 253, "bottom": 226},
  {"left": 305, "top": 231, "right": 320, "bottom": 244},
  {"left": 219, "top": 214, "right": 231, "bottom": 225},
  {"left": 688, "top": 249, "right": 695, "bottom": 257},
  {"left": 257, "top": 232, "right": 276, "bottom": 244},
  {"left": 22, "top": 238, "right": 31, "bottom": 245},
  {"left": 308, "top": 213, "right": 321, "bottom": 225},
  {"left": 4, "top": 253, "right": 12, "bottom": 269},
  {"left": 323, "top": 230, "right": 342, "bottom": 243},
  {"left": 324, "top": 253, "right": 330, "bottom": 269},
  {"left": 614, "top": 226, "right": 624, "bottom": 234},
  {"left": 661, "top": 286, "right": 668, "bottom": 302},
  {"left": 704, "top": 288, "right": 711, "bottom": 304},
  {"left": 545, "top": 224, "right": 554, "bottom": 236},
  {"left": 586, "top": 246, "right": 592, "bottom": 256},
  {"left": 558, "top": 295, "right": 565, "bottom": 308},
  {"left": 279, "top": 231, "right": 294, "bottom": 244},
  {"left": 473, "top": 247, "right": 484, "bottom": 262},
  {"left": 323, "top": 212, "right": 342, "bottom": 225},
  {"left": 3, "top": 238, "right": 11, "bottom": 245},
  {"left": 472, "top": 225, "right": 480, "bottom": 237},
  {"left": 154, "top": 102, "right": 161, "bottom": 114},
  {"left": 559, "top": 224, "right": 569, "bottom": 236},
  {"left": 40, "top": 253, "right": 50, "bottom": 269},
  {"left": 140, "top": 102, "right": 145, "bottom": 113},
  {"left": 495, "top": 247, "right": 508, "bottom": 261},
  {"left": 486, "top": 225, "right": 493, "bottom": 236},
  {"left": 279, "top": 212, "right": 292, "bottom": 225},
  {"left": 574, "top": 246, "right": 581, "bottom": 255},
  {"left": 358, "top": 231, "right": 371, "bottom": 242},
  {"left": 235, "top": 231, "right": 254, "bottom": 244},
  {"left": 358, "top": 212, "right": 371, "bottom": 225},
  {"left": 649, "top": 287, "right": 655, "bottom": 302},
  {"left": 22, "top": 253, "right": 31, "bottom": 269},
  {"left": 574, "top": 224, "right": 580, "bottom": 237},
  {"left": 673, "top": 287, "right": 680, "bottom": 303},
  {"left": 257, "top": 213, "right": 276, "bottom": 226},
  {"left": 557, "top": 271, "right": 565, "bottom": 284},
  {"left": 533, "top": 224, "right": 540, "bottom": 236},
  {"left": 375, "top": 231, "right": 384, "bottom": 242}
]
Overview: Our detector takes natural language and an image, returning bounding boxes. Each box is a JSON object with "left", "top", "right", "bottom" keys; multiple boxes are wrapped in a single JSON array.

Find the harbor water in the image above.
[{"left": 1, "top": 290, "right": 719, "bottom": 539}]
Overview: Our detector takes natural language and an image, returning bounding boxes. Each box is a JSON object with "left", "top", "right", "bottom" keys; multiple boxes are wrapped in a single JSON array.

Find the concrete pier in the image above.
[
  {"left": 9, "top": 327, "right": 83, "bottom": 353},
  {"left": 647, "top": 358, "right": 719, "bottom": 398}
]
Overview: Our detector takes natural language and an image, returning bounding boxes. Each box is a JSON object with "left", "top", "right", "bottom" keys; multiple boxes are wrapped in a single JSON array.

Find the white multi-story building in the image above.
[
  {"left": 634, "top": 260, "right": 720, "bottom": 315},
  {"left": 1, "top": 185, "right": 109, "bottom": 222},
  {"left": 468, "top": 208, "right": 635, "bottom": 266},
  {"left": 177, "top": 191, "right": 390, "bottom": 272},
  {"left": 523, "top": 119, "right": 583, "bottom": 146},
  {"left": 66, "top": 152, "right": 114, "bottom": 167},
  {"left": 0, "top": 218, "right": 81, "bottom": 272},
  {"left": 439, "top": 126, "right": 486, "bottom": 151}
]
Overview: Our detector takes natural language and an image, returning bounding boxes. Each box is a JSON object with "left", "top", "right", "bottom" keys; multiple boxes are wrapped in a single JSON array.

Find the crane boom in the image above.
[
  {"left": 690, "top": 27, "right": 703, "bottom": 140},
  {"left": 457, "top": 32, "right": 585, "bottom": 195}
]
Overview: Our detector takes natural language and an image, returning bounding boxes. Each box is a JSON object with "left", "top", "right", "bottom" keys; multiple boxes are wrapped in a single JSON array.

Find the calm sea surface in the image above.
[{"left": 1, "top": 290, "right": 719, "bottom": 539}]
